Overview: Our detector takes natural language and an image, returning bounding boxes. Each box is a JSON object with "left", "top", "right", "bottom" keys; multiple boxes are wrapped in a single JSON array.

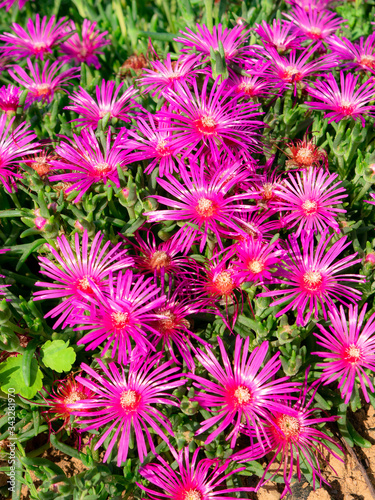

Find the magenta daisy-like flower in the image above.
[
  {"left": 34, "top": 230, "right": 132, "bottom": 328},
  {"left": 41, "top": 373, "right": 93, "bottom": 433},
  {"left": 160, "top": 76, "right": 263, "bottom": 159},
  {"left": 232, "top": 210, "right": 279, "bottom": 244},
  {"left": 313, "top": 304, "right": 375, "bottom": 404},
  {"left": 59, "top": 19, "right": 110, "bottom": 69},
  {"left": 259, "top": 230, "right": 363, "bottom": 326},
  {"left": 233, "top": 376, "right": 342, "bottom": 499},
  {"left": 148, "top": 290, "right": 206, "bottom": 372},
  {"left": 284, "top": 8, "right": 344, "bottom": 44},
  {"left": 263, "top": 46, "right": 337, "bottom": 90},
  {"left": 254, "top": 19, "right": 304, "bottom": 51},
  {"left": 286, "top": 0, "right": 339, "bottom": 11},
  {"left": 137, "top": 446, "right": 255, "bottom": 500},
  {"left": 73, "top": 270, "right": 165, "bottom": 364},
  {"left": 144, "top": 160, "right": 256, "bottom": 252},
  {"left": 125, "top": 112, "right": 182, "bottom": 177},
  {"left": 189, "top": 336, "right": 298, "bottom": 447},
  {"left": 0, "top": 85, "right": 22, "bottom": 113},
  {"left": 327, "top": 33, "right": 375, "bottom": 74},
  {"left": 48, "top": 128, "right": 128, "bottom": 203},
  {"left": 139, "top": 54, "right": 200, "bottom": 96},
  {"left": 227, "top": 71, "right": 279, "bottom": 99},
  {"left": 175, "top": 23, "right": 252, "bottom": 65},
  {"left": 0, "top": 115, "right": 39, "bottom": 192},
  {"left": 0, "top": 0, "right": 28, "bottom": 11},
  {"left": 276, "top": 168, "right": 347, "bottom": 235},
  {"left": 69, "top": 354, "right": 185, "bottom": 465},
  {"left": 65, "top": 80, "right": 138, "bottom": 129},
  {"left": 232, "top": 237, "right": 284, "bottom": 284},
  {"left": 9, "top": 58, "right": 79, "bottom": 107},
  {"left": 305, "top": 71, "right": 375, "bottom": 126},
  {"left": 125, "top": 228, "right": 195, "bottom": 277},
  {"left": 0, "top": 14, "right": 72, "bottom": 60}
]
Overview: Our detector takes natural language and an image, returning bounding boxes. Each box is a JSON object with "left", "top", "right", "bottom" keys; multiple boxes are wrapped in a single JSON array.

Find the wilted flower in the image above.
[
  {"left": 42, "top": 374, "right": 93, "bottom": 432},
  {"left": 285, "top": 134, "right": 328, "bottom": 169}
]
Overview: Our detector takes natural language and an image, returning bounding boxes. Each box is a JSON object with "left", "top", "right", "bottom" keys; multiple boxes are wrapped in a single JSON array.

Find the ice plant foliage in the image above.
[
  {"left": 313, "top": 304, "right": 375, "bottom": 403},
  {"left": 69, "top": 355, "right": 185, "bottom": 465}
]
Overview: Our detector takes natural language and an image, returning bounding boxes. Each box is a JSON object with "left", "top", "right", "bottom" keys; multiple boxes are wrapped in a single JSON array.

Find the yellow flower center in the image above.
[
  {"left": 275, "top": 414, "right": 301, "bottom": 439},
  {"left": 155, "top": 139, "right": 171, "bottom": 157},
  {"left": 35, "top": 83, "right": 51, "bottom": 97},
  {"left": 234, "top": 385, "right": 252, "bottom": 406},
  {"left": 212, "top": 270, "right": 235, "bottom": 295},
  {"left": 248, "top": 259, "right": 264, "bottom": 274},
  {"left": 149, "top": 250, "right": 171, "bottom": 270},
  {"left": 120, "top": 389, "right": 140, "bottom": 411},
  {"left": 111, "top": 311, "right": 129, "bottom": 330},
  {"left": 302, "top": 199, "right": 318, "bottom": 215},
  {"left": 303, "top": 270, "right": 323, "bottom": 292},
  {"left": 196, "top": 197, "right": 217, "bottom": 218},
  {"left": 295, "top": 147, "right": 314, "bottom": 166},
  {"left": 344, "top": 343, "right": 362, "bottom": 364},
  {"left": 183, "top": 489, "right": 202, "bottom": 500},
  {"left": 194, "top": 114, "right": 218, "bottom": 135}
]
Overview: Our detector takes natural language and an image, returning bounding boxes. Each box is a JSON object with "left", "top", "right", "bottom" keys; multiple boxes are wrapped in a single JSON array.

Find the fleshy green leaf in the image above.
[{"left": 0, "top": 356, "right": 43, "bottom": 398}]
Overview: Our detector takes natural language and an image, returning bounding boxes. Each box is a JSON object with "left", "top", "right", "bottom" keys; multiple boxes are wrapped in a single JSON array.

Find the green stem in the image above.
[{"left": 204, "top": 0, "right": 213, "bottom": 31}]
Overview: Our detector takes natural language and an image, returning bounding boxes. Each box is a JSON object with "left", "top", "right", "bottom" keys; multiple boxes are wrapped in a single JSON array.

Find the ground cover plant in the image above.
[{"left": 1, "top": 0, "right": 375, "bottom": 498}]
